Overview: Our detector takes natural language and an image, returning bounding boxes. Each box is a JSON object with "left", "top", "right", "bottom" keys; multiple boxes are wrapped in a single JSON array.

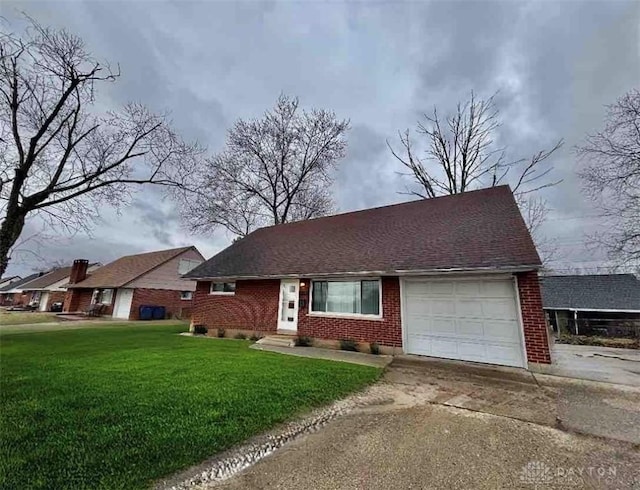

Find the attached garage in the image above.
[{"left": 402, "top": 276, "right": 526, "bottom": 368}]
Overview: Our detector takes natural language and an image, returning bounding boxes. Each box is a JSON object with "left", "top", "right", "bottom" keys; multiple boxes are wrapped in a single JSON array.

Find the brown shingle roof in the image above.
[
  {"left": 185, "top": 186, "right": 541, "bottom": 280},
  {"left": 21, "top": 266, "right": 75, "bottom": 290},
  {"left": 69, "top": 246, "right": 194, "bottom": 289}
]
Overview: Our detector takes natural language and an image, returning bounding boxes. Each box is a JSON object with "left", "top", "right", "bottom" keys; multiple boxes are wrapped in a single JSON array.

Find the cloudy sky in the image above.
[{"left": 3, "top": 0, "right": 639, "bottom": 277}]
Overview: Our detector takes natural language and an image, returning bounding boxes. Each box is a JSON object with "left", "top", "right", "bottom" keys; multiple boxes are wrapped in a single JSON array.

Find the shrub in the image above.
[
  {"left": 234, "top": 332, "right": 247, "bottom": 340},
  {"left": 217, "top": 328, "right": 226, "bottom": 338},
  {"left": 557, "top": 334, "right": 639, "bottom": 350},
  {"left": 294, "top": 336, "right": 313, "bottom": 347},
  {"left": 249, "top": 333, "right": 261, "bottom": 342},
  {"left": 369, "top": 342, "right": 380, "bottom": 355},
  {"left": 193, "top": 325, "right": 208, "bottom": 335},
  {"left": 339, "top": 339, "right": 359, "bottom": 352}
]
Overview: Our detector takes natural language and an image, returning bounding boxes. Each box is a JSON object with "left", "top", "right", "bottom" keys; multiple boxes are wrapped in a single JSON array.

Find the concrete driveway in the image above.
[
  {"left": 207, "top": 358, "right": 640, "bottom": 490},
  {"left": 534, "top": 343, "right": 640, "bottom": 387}
]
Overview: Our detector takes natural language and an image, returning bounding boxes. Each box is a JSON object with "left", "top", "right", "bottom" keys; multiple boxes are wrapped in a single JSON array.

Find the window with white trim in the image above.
[
  {"left": 311, "top": 279, "right": 380, "bottom": 316},
  {"left": 92, "top": 288, "right": 114, "bottom": 305},
  {"left": 210, "top": 282, "right": 236, "bottom": 295},
  {"left": 180, "top": 291, "right": 193, "bottom": 300}
]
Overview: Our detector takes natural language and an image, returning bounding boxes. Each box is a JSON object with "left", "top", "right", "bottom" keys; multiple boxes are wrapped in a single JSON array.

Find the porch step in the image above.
[{"left": 256, "top": 335, "right": 296, "bottom": 348}]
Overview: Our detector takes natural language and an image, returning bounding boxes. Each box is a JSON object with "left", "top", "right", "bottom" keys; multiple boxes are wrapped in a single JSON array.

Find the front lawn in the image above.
[
  {"left": 0, "top": 324, "right": 380, "bottom": 489},
  {"left": 0, "top": 310, "right": 60, "bottom": 325}
]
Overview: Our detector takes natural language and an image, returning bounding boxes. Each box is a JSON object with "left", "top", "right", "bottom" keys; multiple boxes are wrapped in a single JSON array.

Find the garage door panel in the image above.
[
  {"left": 404, "top": 277, "right": 525, "bottom": 368},
  {"left": 485, "top": 344, "right": 522, "bottom": 364},
  {"left": 455, "top": 281, "right": 483, "bottom": 296},
  {"left": 431, "top": 317, "right": 457, "bottom": 334},
  {"left": 456, "top": 299, "right": 484, "bottom": 317},
  {"left": 457, "top": 341, "right": 488, "bottom": 360},
  {"left": 429, "top": 281, "right": 455, "bottom": 295},
  {"left": 479, "top": 280, "right": 513, "bottom": 296},
  {"left": 456, "top": 319, "right": 484, "bottom": 336},
  {"left": 427, "top": 299, "right": 455, "bottom": 316},
  {"left": 483, "top": 321, "right": 520, "bottom": 341},
  {"left": 407, "top": 281, "right": 455, "bottom": 296},
  {"left": 408, "top": 299, "right": 455, "bottom": 317},
  {"left": 431, "top": 338, "right": 460, "bottom": 356},
  {"left": 481, "top": 299, "right": 517, "bottom": 320}
]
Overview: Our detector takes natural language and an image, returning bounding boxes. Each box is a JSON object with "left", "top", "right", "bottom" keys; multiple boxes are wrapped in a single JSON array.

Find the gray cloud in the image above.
[{"left": 3, "top": 0, "right": 639, "bottom": 276}]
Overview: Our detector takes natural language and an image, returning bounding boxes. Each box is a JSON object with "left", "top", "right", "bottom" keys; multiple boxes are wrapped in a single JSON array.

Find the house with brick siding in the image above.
[
  {"left": 11, "top": 264, "right": 101, "bottom": 311},
  {"left": 185, "top": 186, "right": 552, "bottom": 369},
  {"left": 0, "top": 276, "right": 21, "bottom": 289},
  {"left": 0, "top": 273, "right": 40, "bottom": 306},
  {"left": 63, "top": 246, "right": 204, "bottom": 320}
]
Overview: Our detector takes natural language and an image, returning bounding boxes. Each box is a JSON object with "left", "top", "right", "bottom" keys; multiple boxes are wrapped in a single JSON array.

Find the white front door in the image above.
[
  {"left": 38, "top": 292, "right": 49, "bottom": 311},
  {"left": 113, "top": 288, "right": 134, "bottom": 319},
  {"left": 403, "top": 277, "right": 526, "bottom": 368},
  {"left": 277, "top": 280, "right": 300, "bottom": 332}
]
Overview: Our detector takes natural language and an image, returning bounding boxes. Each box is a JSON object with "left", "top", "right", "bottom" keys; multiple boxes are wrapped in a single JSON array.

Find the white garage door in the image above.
[{"left": 404, "top": 277, "right": 525, "bottom": 367}]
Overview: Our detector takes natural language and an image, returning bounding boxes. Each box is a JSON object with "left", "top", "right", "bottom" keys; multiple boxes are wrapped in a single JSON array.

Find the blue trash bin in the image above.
[
  {"left": 152, "top": 306, "right": 166, "bottom": 320},
  {"left": 139, "top": 305, "right": 154, "bottom": 320}
]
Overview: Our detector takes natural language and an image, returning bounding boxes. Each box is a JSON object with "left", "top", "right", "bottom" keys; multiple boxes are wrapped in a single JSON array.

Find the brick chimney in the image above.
[{"left": 69, "top": 259, "right": 89, "bottom": 284}]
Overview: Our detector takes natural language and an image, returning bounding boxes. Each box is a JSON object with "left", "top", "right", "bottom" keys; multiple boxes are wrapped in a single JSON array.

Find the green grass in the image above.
[
  {"left": 0, "top": 324, "right": 380, "bottom": 489},
  {"left": 0, "top": 319, "right": 188, "bottom": 335},
  {"left": 0, "top": 311, "right": 60, "bottom": 325}
]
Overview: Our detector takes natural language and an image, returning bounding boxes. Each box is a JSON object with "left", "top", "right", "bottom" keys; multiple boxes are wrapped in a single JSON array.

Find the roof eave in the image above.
[
  {"left": 67, "top": 284, "right": 122, "bottom": 289},
  {"left": 543, "top": 307, "right": 640, "bottom": 314},
  {"left": 186, "top": 264, "right": 542, "bottom": 282}
]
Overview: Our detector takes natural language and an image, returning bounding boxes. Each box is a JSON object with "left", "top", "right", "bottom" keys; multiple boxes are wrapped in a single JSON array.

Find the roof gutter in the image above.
[
  {"left": 184, "top": 264, "right": 542, "bottom": 282},
  {"left": 543, "top": 307, "right": 640, "bottom": 314}
]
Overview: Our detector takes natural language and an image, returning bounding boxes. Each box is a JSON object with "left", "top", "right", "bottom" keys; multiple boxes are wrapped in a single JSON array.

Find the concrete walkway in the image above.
[
  {"left": 532, "top": 344, "right": 640, "bottom": 387},
  {"left": 249, "top": 343, "right": 393, "bottom": 368}
]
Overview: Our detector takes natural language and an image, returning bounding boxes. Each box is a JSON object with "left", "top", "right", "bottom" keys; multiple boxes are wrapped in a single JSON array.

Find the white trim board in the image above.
[{"left": 188, "top": 266, "right": 540, "bottom": 282}]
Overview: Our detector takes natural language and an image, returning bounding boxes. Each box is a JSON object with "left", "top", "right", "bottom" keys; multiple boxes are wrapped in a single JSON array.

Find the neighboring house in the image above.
[
  {"left": 0, "top": 276, "right": 21, "bottom": 289},
  {"left": 185, "top": 186, "right": 550, "bottom": 368},
  {"left": 20, "top": 263, "right": 101, "bottom": 311},
  {"left": 64, "top": 246, "right": 204, "bottom": 320},
  {"left": 541, "top": 274, "right": 640, "bottom": 336},
  {"left": 0, "top": 274, "right": 41, "bottom": 306}
]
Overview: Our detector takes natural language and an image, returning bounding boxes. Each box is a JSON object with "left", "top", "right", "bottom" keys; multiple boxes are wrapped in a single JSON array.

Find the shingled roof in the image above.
[
  {"left": 68, "top": 246, "right": 196, "bottom": 289},
  {"left": 0, "top": 273, "right": 43, "bottom": 292},
  {"left": 541, "top": 274, "right": 640, "bottom": 312},
  {"left": 20, "top": 266, "right": 75, "bottom": 290},
  {"left": 185, "top": 186, "right": 540, "bottom": 280}
]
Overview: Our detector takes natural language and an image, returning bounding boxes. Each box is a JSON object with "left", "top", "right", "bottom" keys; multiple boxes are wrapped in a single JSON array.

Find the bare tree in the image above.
[
  {"left": 388, "top": 92, "right": 563, "bottom": 263},
  {"left": 0, "top": 17, "right": 202, "bottom": 276},
  {"left": 578, "top": 89, "right": 640, "bottom": 266},
  {"left": 181, "top": 94, "right": 349, "bottom": 236}
]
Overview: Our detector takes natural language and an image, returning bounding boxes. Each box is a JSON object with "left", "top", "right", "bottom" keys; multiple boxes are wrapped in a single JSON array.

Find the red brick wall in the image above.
[
  {"left": 1, "top": 292, "right": 25, "bottom": 305},
  {"left": 63, "top": 289, "right": 95, "bottom": 313},
  {"left": 129, "top": 288, "right": 193, "bottom": 320},
  {"left": 297, "top": 277, "right": 402, "bottom": 347},
  {"left": 191, "top": 280, "right": 280, "bottom": 331},
  {"left": 45, "top": 291, "right": 65, "bottom": 311},
  {"left": 516, "top": 271, "right": 551, "bottom": 364}
]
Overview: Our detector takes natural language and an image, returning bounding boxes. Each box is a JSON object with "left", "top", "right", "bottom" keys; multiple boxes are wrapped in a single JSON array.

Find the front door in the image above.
[
  {"left": 277, "top": 280, "right": 299, "bottom": 332},
  {"left": 38, "top": 292, "right": 49, "bottom": 311},
  {"left": 113, "top": 288, "right": 134, "bottom": 319}
]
